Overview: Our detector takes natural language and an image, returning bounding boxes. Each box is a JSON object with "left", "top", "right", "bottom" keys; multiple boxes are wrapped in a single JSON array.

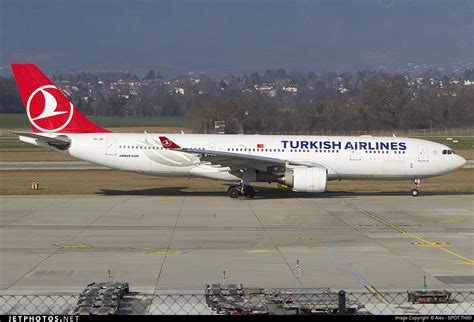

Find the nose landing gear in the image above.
[{"left": 411, "top": 179, "right": 421, "bottom": 197}]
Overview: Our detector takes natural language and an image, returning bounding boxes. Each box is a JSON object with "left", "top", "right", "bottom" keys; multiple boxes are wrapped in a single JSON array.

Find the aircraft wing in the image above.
[{"left": 158, "top": 136, "right": 320, "bottom": 172}]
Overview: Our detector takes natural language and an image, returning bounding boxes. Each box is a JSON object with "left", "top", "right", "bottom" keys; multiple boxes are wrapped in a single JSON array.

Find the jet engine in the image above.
[{"left": 278, "top": 167, "right": 327, "bottom": 192}]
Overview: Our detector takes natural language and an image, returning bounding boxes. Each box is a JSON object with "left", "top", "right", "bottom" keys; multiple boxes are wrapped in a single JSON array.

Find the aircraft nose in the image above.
[{"left": 455, "top": 155, "right": 467, "bottom": 170}]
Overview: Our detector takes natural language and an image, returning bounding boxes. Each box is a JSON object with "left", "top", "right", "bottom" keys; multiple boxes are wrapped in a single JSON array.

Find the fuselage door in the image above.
[
  {"left": 106, "top": 138, "right": 116, "bottom": 155},
  {"left": 417, "top": 144, "right": 428, "bottom": 162},
  {"left": 350, "top": 149, "right": 361, "bottom": 161}
]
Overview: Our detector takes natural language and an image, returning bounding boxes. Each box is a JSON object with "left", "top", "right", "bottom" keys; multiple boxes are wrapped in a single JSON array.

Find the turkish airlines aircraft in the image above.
[{"left": 11, "top": 64, "right": 466, "bottom": 198}]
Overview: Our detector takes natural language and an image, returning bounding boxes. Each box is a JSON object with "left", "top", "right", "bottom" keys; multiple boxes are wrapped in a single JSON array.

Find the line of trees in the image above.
[
  {"left": 0, "top": 70, "right": 472, "bottom": 132},
  {"left": 186, "top": 74, "right": 473, "bottom": 133}
]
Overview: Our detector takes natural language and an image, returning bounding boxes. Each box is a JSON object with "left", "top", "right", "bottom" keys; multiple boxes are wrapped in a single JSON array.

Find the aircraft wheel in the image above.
[
  {"left": 228, "top": 186, "right": 240, "bottom": 198},
  {"left": 411, "top": 189, "right": 419, "bottom": 197},
  {"left": 243, "top": 186, "right": 255, "bottom": 199}
]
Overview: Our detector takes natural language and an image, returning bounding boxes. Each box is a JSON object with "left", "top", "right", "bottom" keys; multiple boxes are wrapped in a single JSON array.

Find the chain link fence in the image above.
[
  {"left": 242, "top": 127, "right": 474, "bottom": 137},
  {"left": 1, "top": 290, "right": 473, "bottom": 315},
  {"left": 1, "top": 127, "right": 473, "bottom": 137}
]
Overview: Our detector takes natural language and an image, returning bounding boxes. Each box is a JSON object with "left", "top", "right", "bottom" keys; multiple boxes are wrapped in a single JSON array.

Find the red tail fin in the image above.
[{"left": 11, "top": 64, "right": 110, "bottom": 133}]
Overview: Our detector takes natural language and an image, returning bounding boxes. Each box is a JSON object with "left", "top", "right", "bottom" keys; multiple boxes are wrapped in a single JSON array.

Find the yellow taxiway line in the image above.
[
  {"left": 344, "top": 201, "right": 474, "bottom": 265},
  {"left": 365, "top": 285, "right": 389, "bottom": 304}
]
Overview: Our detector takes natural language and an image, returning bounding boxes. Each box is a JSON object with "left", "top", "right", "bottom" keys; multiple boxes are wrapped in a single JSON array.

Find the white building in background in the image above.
[
  {"left": 282, "top": 86, "right": 298, "bottom": 93},
  {"left": 338, "top": 85, "right": 348, "bottom": 94},
  {"left": 254, "top": 84, "right": 274, "bottom": 92}
]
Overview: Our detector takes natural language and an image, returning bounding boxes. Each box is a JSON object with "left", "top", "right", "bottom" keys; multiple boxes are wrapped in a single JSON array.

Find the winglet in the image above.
[{"left": 159, "top": 136, "right": 181, "bottom": 149}]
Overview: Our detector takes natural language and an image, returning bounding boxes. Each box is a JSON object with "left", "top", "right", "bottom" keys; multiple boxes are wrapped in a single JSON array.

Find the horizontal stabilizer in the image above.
[{"left": 13, "top": 131, "right": 71, "bottom": 149}]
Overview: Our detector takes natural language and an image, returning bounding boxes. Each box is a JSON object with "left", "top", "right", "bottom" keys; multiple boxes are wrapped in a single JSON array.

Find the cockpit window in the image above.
[{"left": 442, "top": 149, "right": 455, "bottom": 155}]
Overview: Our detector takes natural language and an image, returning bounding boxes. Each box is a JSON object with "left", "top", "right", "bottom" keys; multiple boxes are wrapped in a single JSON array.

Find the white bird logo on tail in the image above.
[
  {"left": 26, "top": 85, "right": 74, "bottom": 132},
  {"left": 32, "top": 89, "right": 68, "bottom": 120}
]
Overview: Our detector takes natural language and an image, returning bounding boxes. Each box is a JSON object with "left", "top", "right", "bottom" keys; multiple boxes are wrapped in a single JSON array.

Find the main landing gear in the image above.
[
  {"left": 227, "top": 185, "right": 255, "bottom": 199},
  {"left": 411, "top": 179, "right": 421, "bottom": 197}
]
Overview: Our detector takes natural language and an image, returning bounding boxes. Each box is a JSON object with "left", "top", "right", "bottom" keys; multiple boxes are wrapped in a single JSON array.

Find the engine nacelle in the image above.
[{"left": 278, "top": 167, "right": 327, "bottom": 192}]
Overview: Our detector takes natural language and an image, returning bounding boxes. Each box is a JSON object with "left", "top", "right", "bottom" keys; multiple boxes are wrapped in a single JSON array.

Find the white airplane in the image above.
[{"left": 11, "top": 64, "right": 466, "bottom": 198}]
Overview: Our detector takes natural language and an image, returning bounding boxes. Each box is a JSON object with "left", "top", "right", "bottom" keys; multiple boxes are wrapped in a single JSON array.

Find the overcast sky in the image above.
[{"left": 1, "top": 0, "right": 472, "bottom": 75}]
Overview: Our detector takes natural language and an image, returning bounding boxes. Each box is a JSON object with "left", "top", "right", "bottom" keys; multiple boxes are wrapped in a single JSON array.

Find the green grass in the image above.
[
  {"left": 0, "top": 113, "right": 185, "bottom": 129},
  {"left": 0, "top": 138, "right": 41, "bottom": 150},
  {"left": 0, "top": 114, "right": 30, "bottom": 128}
]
